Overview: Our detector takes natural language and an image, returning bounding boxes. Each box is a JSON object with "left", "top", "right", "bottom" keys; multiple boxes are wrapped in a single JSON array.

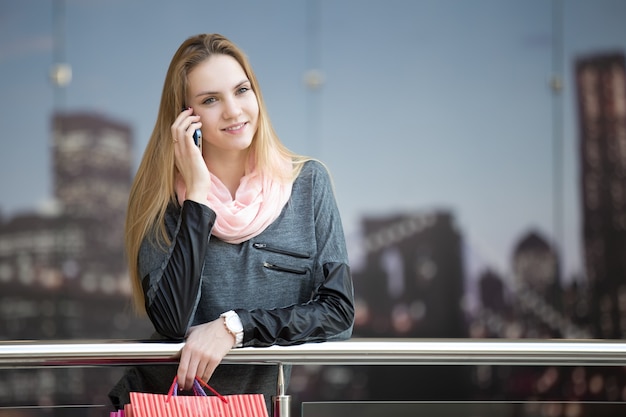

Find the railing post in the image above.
[{"left": 272, "top": 362, "right": 290, "bottom": 417}]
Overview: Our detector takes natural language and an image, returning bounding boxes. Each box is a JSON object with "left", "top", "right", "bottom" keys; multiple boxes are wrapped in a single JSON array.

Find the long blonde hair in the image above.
[{"left": 125, "top": 33, "right": 307, "bottom": 312}]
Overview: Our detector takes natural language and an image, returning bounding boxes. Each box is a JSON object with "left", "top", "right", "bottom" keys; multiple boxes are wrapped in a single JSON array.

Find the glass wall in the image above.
[{"left": 1, "top": 1, "right": 625, "bottom": 415}]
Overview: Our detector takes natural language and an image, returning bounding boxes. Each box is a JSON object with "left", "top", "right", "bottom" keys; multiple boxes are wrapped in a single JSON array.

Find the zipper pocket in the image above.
[
  {"left": 253, "top": 243, "right": 310, "bottom": 259},
  {"left": 263, "top": 262, "right": 307, "bottom": 275}
]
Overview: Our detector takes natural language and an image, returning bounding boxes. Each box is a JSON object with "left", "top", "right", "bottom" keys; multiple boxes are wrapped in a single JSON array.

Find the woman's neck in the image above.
[{"left": 205, "top": 150, "right": 249, "bottom": 199}]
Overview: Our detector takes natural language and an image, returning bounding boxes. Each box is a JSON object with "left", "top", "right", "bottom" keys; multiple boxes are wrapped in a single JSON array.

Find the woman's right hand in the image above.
[
  {"left": 171, "top": 107, "right": 211, "bottom": 203},
  {"left": 176, "top": 319, "right": 235, "bottom": 391}
]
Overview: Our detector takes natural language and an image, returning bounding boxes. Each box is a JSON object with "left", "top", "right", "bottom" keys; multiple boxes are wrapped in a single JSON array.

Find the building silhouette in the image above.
[
  {"left": 346, "top": 210, "right": 471, "bottom": 403},
  {"left": 511, "top": 230, "right": 563, "bottom": 338},
  {"left": 52, "top": 112, "right": 133, "bottom": 272},
  {"left": 479, "top": 269, "right": 507, "bottom": 314},
  {"left": 0, "top": 112, "right": 152, "bottom": 414},
  {"left": 0, "top": 112, "right": 142, "bottom": 329},
  {"left": 474, "top": 268, "right": 513, "bottom": 338},
  {"left": 352, "top": 210, "right": 467, "bottom": 338},
  {"left": 575, "top": 52, "right": 626, "bottom": 339},
  {"left": 472, "top": 231, "right": 578, "bottom": 339}
]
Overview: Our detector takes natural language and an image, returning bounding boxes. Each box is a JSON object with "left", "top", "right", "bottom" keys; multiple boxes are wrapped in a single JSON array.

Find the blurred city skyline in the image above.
[
  {"left": 2, "top": 0, "right": 626, "bottom": 284},
  {"left": 2, "top": 3, "right": 626, "bottom": 413}
]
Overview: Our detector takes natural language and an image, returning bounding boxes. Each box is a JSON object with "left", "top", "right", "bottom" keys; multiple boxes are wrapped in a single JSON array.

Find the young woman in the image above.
[{"left": 109, "top": 33, "right": 354, "bottom": 410}]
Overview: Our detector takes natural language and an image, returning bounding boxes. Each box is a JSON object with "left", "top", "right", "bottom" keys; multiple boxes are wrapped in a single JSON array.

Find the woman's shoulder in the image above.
[
  {"left": 298, "top": 158, "right": 332, "bottom": 180},
  {"left": 293, "top": 159, "right": 335, "bottom": 197}
]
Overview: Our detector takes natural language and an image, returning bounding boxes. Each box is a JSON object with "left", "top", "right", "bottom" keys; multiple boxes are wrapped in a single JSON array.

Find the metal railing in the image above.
[
  {"left": 3, "top": 338, "right": 626, "bottom": 367},
  {"left": 2, "top": 338, "right": 626, "bottom": 416}
]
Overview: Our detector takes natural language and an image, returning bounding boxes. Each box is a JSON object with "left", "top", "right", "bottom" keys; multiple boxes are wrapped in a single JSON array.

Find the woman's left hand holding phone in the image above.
[{"left": 172, "top": 107, "right": 210, "bottom": 203}]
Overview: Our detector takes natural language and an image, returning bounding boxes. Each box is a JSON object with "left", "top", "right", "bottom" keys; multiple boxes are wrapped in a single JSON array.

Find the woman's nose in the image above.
[{"left": 222, "top": 97, "right": 242, "bottom": 119}]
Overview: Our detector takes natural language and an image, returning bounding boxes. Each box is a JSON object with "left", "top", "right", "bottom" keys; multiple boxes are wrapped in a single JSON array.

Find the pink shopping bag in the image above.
[{"left": 122, "top": 376, "right": 268, "bottom": 417}]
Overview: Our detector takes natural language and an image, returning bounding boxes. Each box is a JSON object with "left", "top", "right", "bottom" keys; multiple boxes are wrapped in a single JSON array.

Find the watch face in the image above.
[{"left": 226, "top": 315, "right": 243, "bottom": 333}]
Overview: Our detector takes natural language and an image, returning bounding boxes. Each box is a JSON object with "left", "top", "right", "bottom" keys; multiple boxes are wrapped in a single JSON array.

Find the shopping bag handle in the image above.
[{"left": 167, "top": 376, "right": 228, "bottom": 404}]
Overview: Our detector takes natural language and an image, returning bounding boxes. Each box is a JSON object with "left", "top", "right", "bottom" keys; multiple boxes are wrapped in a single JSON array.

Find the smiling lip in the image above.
[{"left": 222, "top": 122, "right": 247, "bottom": 133}]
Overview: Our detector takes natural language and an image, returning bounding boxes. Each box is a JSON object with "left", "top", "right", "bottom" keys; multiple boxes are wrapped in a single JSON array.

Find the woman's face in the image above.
[{"left": 185, "top": 54, "right": 259, "bottom": 157}]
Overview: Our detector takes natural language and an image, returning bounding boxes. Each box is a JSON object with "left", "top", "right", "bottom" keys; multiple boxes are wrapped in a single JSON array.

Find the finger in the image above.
[
  {"left": 184, "top": 357, "right": 201, "bottom": 390},
  {"left": 185, "top": 121, "right": 202, "bottom": 144},
  {"left": 177, "top": 349, "right": 200, "bottom": 391},
  {"left": 171, "top": 109, "right": 198, "bottom": 142},
  {"left": 198, "top": 360, "right": 210, "bottom": 383},
  {"left": 177, "top": 351, "right": 190, "bottom": 390},
  {"left": 177, "top": 121, "right": 202, "bottom": 146},
  {"left": 201, "top": 359, "right": 219, "bottom": 383},
  {"left": 171, "top": 108, "right": 190, "bottom": 133}
]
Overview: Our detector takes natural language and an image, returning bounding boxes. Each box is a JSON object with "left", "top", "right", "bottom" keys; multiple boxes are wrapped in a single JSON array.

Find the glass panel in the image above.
[
  {"left": 0, "top": 405, "right": 107, "bottom": 417},
  {"left": 302, "top": 401, "right": 626, "bottom": 417}
]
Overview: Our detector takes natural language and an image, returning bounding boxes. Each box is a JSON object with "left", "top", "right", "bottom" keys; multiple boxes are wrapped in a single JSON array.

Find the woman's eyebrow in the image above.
[{"left": 195, "top": 79, "right": 250, "bottom": 97}]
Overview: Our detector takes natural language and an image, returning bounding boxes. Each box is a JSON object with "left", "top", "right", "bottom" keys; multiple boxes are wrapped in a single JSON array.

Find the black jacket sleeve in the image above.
[
  {"left": 141, "top": 200, "right": 216, "bottom": 340},
  {"left": 236, "top": 261, "right": 355, "bottom": 347}
]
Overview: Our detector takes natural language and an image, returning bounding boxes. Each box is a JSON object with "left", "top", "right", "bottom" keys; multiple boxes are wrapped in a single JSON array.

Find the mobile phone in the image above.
[
  {"left": 193, "top": 127, "right": 202, "bottom": 149},
  {"left": 182, "top": 107, "right": 202, "bottom": 150}
]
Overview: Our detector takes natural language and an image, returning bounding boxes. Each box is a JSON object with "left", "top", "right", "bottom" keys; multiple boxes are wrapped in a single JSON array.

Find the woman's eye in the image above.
[
  {"left": 237, "top": 86, "right": 250, "bottom": 94},
  {"left": 203, "top": 97, "right": 217, "bottom": 104}
]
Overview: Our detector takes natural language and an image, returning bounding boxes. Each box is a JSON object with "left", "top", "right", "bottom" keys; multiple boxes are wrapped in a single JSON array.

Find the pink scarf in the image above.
[{"left": 176, "top": 161, "right": 293, "bottom": 244}]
